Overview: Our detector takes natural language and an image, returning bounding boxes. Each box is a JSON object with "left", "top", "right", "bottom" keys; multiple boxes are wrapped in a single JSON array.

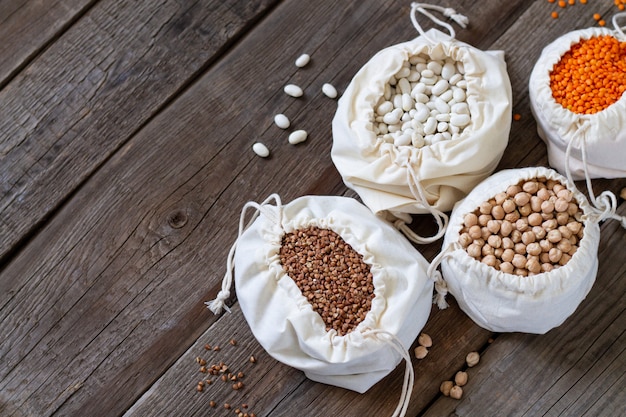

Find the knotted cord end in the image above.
[
  {"left": 433, "top": 272, "right": 449, "bottom": 309},
  {"left": 443, "top": 7, "right": 469, "bottom": 28},
  {"left": 205, "top": 290, "right": 232, "bottom": 315}
]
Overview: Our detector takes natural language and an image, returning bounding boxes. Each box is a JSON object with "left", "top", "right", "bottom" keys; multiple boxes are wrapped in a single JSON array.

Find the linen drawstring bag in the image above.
[
  {"left": 207, "top": 194, "right": 440, "bottom": 417},
  {"left": 529, "top": 13, "right": 626, "bottom": 181},
  {"left": 429, "top": 167, "right": 625, "bottom": 334},
  {"left": 331, "top": 2, "right": 512, "bottom": 244}
]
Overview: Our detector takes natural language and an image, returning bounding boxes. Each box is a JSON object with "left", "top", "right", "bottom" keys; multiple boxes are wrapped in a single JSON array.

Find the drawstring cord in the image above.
[
  {"left": 564, "top": 129, "right": 626, "bottom": 228},
  {"left": 393, "top": 164, "right": 449, "bottom": 244},
  {"left": 426, "top": 244, "right": 457, "bottom": 309},
  {"left": 410, "top": 2, "right": 468, "bottom": 41},
  {"left": 613, "top": 12, "right": 626, "bottom": 39},
  {"left": 363, "top": 329, "right": 414, "bottom": 417},
  {"left": 205, "top": 194, "right": 284, "bottom": 314}
]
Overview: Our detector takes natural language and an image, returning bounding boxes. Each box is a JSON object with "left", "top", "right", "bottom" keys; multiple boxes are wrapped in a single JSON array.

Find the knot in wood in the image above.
[{"left": 167, "top": 210, "right": 188, "bottom": 229}]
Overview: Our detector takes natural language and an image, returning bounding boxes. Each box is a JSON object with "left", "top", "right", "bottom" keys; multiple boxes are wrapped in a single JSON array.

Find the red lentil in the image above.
[
  {"left": 550, "top": 36, "right": 626, "bottom": 114},
  {"left": 551, "top": 11, "right": 559, "bottom": 18}
]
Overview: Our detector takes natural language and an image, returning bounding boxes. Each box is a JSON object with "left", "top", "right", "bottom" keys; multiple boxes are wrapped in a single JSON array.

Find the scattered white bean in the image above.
[
  {"left": 288, "top": 129, "right": 308, "bottom": 145},
  {"left": 274, "top": 114, "right": 290, "bottom": 129},
  {"left": 322, "top": 83, "right": 338, "bottom": 99},
  {"left": 252, "top": 142, "right": 270, "bottom": 157},
  {"left": 284, "top": 84, "right": 303, "bottom": 97},
  {"left": 295, "top": 53, "right": 310, "bottom": 68}
]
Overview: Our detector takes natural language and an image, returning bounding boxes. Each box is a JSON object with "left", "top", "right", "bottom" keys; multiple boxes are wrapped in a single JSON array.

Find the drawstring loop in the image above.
[
  {"left": 206, "top": 194, "right": 283, "bottom": 314},
  {"left": 410, "top": 2, "right": 468, "bottom": 41},
  {"left": 427, "top": 243, "right": 457, "bottom": 309},
  {"left": 613, "top": 12, "right": 626, "bottom": 39},
  {"left": 363, "top": 329, "right": 414, "bottom": 417},
  {"left": 564, "top": 129, "right": 626, "bottom": 228},
  {"left": 393, "top": 164, "right": 449, "bottom": 244}
]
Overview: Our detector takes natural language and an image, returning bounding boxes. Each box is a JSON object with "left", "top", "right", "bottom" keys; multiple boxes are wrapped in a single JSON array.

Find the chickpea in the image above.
[
  {"left": 500, "top": 262, "right": 514, "bottom": 274},
  {"left": 522, "top": 181, "right": 539, "bottom": 194},
  {"left": 495, "top": 192, "right": 508, "bottom": 205},
  {"left": 554, "top": 198, "right": 569, "bottom": 213},
  {"left": 514, "top": 192, "right": 531, "bottom": 207},
  {"left": 528, "top": 213, "right": 543, "bottom": 226},
  {"left": 487, "top": 219, "right": 501, "bottom": 234},
  {"left": 501, "top": 248, "right": 515, "bottom": 263},
  {"left": 478, "top": 214, "right": 492, "bottom": 227},
  {"left": 532, "top": 225, "right": 547, "bottom": 240},
  {"left": 491, "top": 205, "right": 505, "bottom": 220},
  {"left": 468, "top": 225, "right": 482, "bottom": 239},
  {"left": 504, "top": 210, "right": 520, "bottom": 223},
  {"left": 506, "top": 185, "right": 521, "bottom": 197},
  {"left": 514, "top": 242, "right": 527, "bottom": 255},
  {"left": 526, "top": 242, "right": 542, "bottom": 256},
  {"left": 541, "top": 200, "right": 555, "bottom": 214},
  {"left": 479, "top": 201, "right": 493, "bottom": 215},
  {"left": 515, "top": 218, "right": 529, "bottom": 232},
  {"left": 500, "top": 220, "right": 513, "bottom": 237},
  {"left": 512, "top": 254, "right": 527, "bottom": 269},
  {"left": 482, "top": 254, "right": 497, "bottom": 267},
  {"left": 527, "top": 258, "right": 542, "bottom": 274},
  {"left": 521, "top": 231, "right": 536, "bottom": 245},
  {"left": 464, "top": 213, "right": 478, "bottom": 228},
  {"left": 502, "top": 199, "right": 516, "bottom": 213},
  {"left": 467, "top": 243, "right": 482, "bottom": 258},
  {"left": 487, "top": 234, "right": 502, "bottom": 249},
  {"left": 459, "top": 232, "right": 473, "bottom": 248},
  {"left": 530, "top": 196, "right": 543, "bottom": 212},
  {"left": 547, "top": 229, "right": 562, "bottom": 243},
  {"left": 549, "top": 247, "right": 563, "bottom": 263},
  {"left": 502, "top": 237, "right": 514, "bottom": 250}
]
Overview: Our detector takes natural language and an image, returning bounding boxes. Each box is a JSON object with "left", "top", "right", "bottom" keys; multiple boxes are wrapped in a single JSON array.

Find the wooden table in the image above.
[{"left": 1, "top": 1, "right": 625, "bottom": 416}]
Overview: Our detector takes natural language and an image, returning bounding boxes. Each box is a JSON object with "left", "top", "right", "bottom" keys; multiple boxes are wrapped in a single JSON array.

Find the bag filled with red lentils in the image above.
[
  {"left": 207, "top": 194, "right": 440, "bottom": 416},
  {"left": 331, "top": 2, "right": 512, "bottom": 244},
  {"left": 529, "top": 14, "right": 626, "bottom": 181},
  {"left": 430, "top": 167, "right": 624, "bottom": 334}
]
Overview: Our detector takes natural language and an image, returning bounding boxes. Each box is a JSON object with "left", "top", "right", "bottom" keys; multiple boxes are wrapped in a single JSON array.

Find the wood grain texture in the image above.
[
  {"left": 0, "top": 0, "right": 96, "bottom": 87},
  {"left": 1, "top": 0, "right": 625, "bottom": 416},
  {"left": 0, "top": 0, "right": 279, "bottom": 263}
]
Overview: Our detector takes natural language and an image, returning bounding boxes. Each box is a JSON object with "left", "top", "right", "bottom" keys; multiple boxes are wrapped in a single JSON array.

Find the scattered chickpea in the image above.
[
  {"left": 249, "top": 355, "right": 257, "bottom": 364},
  {"left": 466, "top": 351, "right": 480, "bottom": 367},
  {"left": 440, "top": 380, "right": 454, "bottom": 396},
  {"left": 414, "top": 345, "right": 429, "bottom": 359},
  {"left": 418, "top": 333, "right": 433, "bottom": 348},
  {"left": 230, "top": 339, "right": 238, "bottom": 346},
  {"left": 454, "top": 371, "right": 469, "bottom": 387},
  {"left": 450, "top": 385, "right": 464, "bottom": 400}
]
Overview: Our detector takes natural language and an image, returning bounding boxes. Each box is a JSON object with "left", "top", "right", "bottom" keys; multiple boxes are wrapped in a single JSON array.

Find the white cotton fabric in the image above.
[
  {"left": 233, "top": 195, "right": 433, "bottom": 393},
  {"left": 331, "top": 28, "right": 512, "bottom": 216},
  {"left": 439, "top": 167, "right": 600, "bottom": 334},
  {"left": 529, "top": 27, "right": 626, "bottom": 180}
]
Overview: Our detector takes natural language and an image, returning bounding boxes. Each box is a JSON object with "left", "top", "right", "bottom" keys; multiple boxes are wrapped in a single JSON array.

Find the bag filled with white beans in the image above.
[
  {"left": 430, "top": 167, "right": 624, "bottom": 334},
  {"left": 207, "top": 194, "right": 439, "bottom": 417},
  {"left": 529, "top": 14, "right": 626, "bottom": 182},
  {"left": 331, "top": 3, "right": 512, "bottom": 244}
]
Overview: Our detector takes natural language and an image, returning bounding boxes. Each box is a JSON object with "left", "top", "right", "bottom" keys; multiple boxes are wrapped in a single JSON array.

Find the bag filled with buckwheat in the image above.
[
  {"left": 430, "top": 167, "right": 624, "bottom": 334},
  {"left": 207, "top": 194, "right": 444, "bottom": 417},
  {"left": 331, "top": 2, "right": 512, "bottom": 244}
]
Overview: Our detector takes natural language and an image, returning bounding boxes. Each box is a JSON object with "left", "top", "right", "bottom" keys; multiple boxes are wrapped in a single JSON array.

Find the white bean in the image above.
[
  {"left": 431, "top": 79, "right": 449, "bottom": 96},
  {"left": 377, "top": 101, "right": 393, "bottom": 115},
  {"left": 421, "top": 69, "right": 435, "bottom": 78},
  {"left": 449, "top": 73, "right": 463, "bottom": 86},
  {"left": 274, "top": 114, "right": 290, "bottom": 129},
  {"left": 412, "top": 134, "right": 425, "bottom": 147},
  {"left": 439, "top": 89, "right": 453, "bottom": 103},
  {"left": 252, "top": 142, "right": 270, "bottom": 157},
  {"left": 295, "top": 54, "right": 310, "bottom": 67},
  {"left": 451, "top": 113, "right": 471, "bottom": 127},
  {"left": 452, "top": 87, "right": 466, "bottom": 102},
  {"left": 288, "top": 129, "right": 308, "bottom": 145},
  {"left": 424, "top": 117, "right": 437, "bottom": 135},
  {"left": 394, "top": 134, "right": 412, "bottom": 147},
  {"left": 452, "top": 102, "right": 470, "bottom": 114},
  {"left": 322, "top": 83, "right": 338, "bottom": 98},
  {"left": 397, "top": 78, "right": 411, "bottom": 95},
  {"left": 441, "top": 62, "right": 456, "bottom": 80},
  {"left": 437, "top": 121, "right": 449, "bottom": 133},
  {"left": 434, "top": 98, "right": 450, "bottom": 114},
  {"left": 415, "top": 93, "right": 429, "bottom": 104},
  {"left": 427, "top": 61, "right": 443, "bottom": 75},
  {"left": 414, "top": 103, "right": 429, "bottom": 122},
  {"left": 383, "top": 109, "right": 402, "bottom": 125},
  {"left": 421, "top": 76, "right": 437, "bottom": 85},
  {"left": 284, "top": 84, "right": 303, "bottom": 97},
  {"left": 402, "top": 93, "right": 414, "bottom": 111}
]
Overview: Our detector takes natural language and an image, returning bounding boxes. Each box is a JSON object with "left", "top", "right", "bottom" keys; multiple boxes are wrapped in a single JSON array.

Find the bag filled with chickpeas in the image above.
[
  {"left": 207, "top": 194, "right": 439, "bottom": 416},
  {"left": 431, "top": 167, "right": 623, "bottom": 334},
  {"left": 331, "top": 3, "right": 512, "bottom": 244},
  {"left": 529, "top": 14, "right": 626, "bottom": 181}
]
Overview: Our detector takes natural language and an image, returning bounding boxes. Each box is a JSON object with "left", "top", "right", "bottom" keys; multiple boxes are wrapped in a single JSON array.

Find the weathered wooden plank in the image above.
[
  {"left": 1, "top": 1, "right": 625, "bottom": 417},
  {"left": 0, "top": 0, "right": 279, "bottom": 263},
  {"left": 421, "top": 214, "right": 626, "bottom": 417},
  {"left": 0, "top": 0, "right": 96, "bottom": 87}
]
